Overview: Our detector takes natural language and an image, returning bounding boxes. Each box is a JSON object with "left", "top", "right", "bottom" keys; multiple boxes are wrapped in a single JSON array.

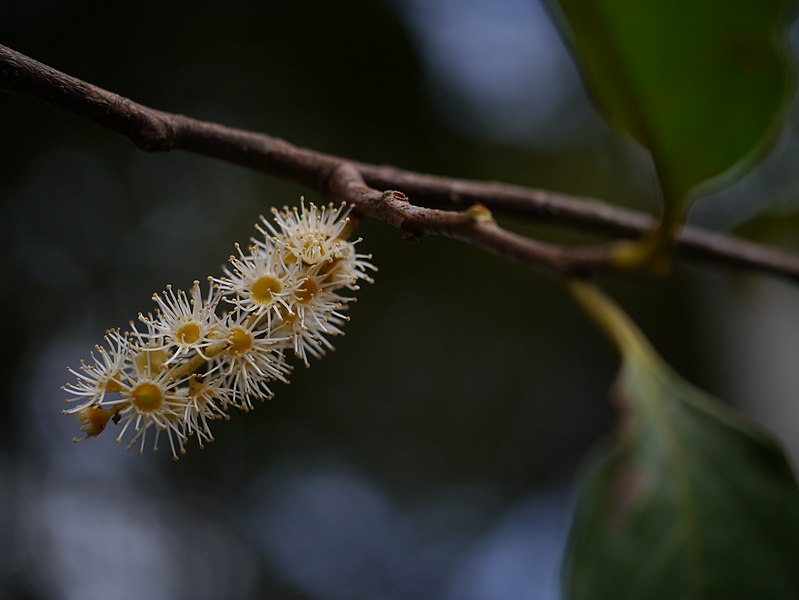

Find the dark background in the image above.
[{"left": 2, "top": 1, "right": 799, "bottom": 598}]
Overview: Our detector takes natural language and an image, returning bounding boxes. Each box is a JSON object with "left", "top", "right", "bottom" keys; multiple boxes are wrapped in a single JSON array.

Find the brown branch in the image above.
[
  {"left": 2, "top": 43, "right": 799, "bottom": 281},
  {"left": 326, "top": 164, "right": 612, "bottom": 274}
]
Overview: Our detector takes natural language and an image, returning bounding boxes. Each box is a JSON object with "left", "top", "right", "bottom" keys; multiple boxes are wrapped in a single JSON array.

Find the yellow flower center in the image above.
[
  {"left": 131, "top": 382, "right": 163, "bottom": 413},
  {"left": 251, "top": 275, "right": 282, "bottom": 305},
  {"left": 295, "top": 277, "right": 319, "bottom": 304},
  {"left": 177, "top": 322, "right": 201, "bottom": 345},
  {"left": 228, "top": 327, "right": 253, "bottom": 355}
]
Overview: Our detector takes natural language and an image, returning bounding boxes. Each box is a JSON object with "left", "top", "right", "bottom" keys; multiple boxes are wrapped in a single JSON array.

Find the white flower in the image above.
[
  {"left": 140, "top": 279, "right": 221, "bottom": 363},
  {"left": 63, "top": 329, "right": 129, "bottom": 413},
  {"left": 212, "top": 308, "right": 292, "bottom": 411},
  {"left": 271, "top": 268, "right": 352, "bottom": 366},
  {"left": 62, "top": 199, "right": 375, "bottom": 458},
  {"left": 272, "top": 304, "right": 344, "bottom": 367},
  {"left": 179, "top": 374, "right": 232, "bottom": 448},
  {"left": 215, "top": 243, "right": 299, "bottom": 327},
  {"left": 317, "top": 238, "right": 377, "bottom": 291},
  {"left": 102, "top": 349, "right": 189, "bottom": 460},
  {"left": 257, "top": 200, "right": 351, "bottom": 266}
]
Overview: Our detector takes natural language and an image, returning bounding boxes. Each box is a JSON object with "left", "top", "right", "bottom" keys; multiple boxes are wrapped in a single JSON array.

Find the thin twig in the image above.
[{"left": 2, "top": 43, "right": 798, "bottom": 281}]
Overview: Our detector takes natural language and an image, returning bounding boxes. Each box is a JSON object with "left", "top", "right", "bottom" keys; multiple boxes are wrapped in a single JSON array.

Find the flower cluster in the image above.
[{"left": 63, "top": 201, "right": 375, "bottom": 459}]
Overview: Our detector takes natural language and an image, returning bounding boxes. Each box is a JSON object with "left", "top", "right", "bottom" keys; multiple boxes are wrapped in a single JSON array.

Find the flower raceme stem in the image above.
[{"left": 62, "top": 200, "right": 376, "bottom": 460}]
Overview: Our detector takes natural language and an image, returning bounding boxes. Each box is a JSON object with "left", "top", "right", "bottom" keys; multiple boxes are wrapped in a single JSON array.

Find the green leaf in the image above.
[
  {"left": 564, "top": 282, "right": 799, "bottom": 599},
  {"left": 554, "top": 0, "right": 793, "bottom": 214}
]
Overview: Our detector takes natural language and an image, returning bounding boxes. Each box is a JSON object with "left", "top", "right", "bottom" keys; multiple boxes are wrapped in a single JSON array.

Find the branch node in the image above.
[{"left": 467, "top": 203, "right": 494, "bottom": 224}]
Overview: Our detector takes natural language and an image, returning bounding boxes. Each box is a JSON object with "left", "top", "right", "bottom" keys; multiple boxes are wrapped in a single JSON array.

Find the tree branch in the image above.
[
  {"left": 2, "top": 43, "right": 798, "bottom": 281},
  {"left": 326, "top": 164, "right": 613, "bottom": 274}
]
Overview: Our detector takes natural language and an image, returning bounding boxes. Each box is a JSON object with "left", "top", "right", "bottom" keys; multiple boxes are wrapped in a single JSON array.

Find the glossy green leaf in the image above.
[
  {"left": 555, "top": 0, "right": 793, "bottom": 213},
  {"left": 564, "top": 282, "right": 799, "bottom": 599}
]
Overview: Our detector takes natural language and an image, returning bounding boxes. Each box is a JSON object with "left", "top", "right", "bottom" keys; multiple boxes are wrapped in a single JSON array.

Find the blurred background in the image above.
[{"left": 2, "top": 1, "right": 799, "bottom": 598}]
